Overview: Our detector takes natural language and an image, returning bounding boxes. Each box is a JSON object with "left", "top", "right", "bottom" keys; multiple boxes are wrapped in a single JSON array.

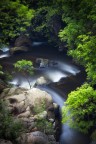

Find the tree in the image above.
[
  {"left": 68, "top": 35, "right": 96, "bottom": 85},
  {"left": 14, "top": 59, "right": 34, "bottom": 89},
  {"left": 62, "top": 83, "right": 96, "bottom": 134},
  {"left": 58, "top": 0, "right": 96, "bottom": 85},
  {"left": 0, "top": 0, "right": 35, "bottom": 46}
]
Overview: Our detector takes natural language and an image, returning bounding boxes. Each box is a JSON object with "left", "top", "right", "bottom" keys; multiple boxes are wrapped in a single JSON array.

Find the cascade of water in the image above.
[
  {"left": 0, "top": 47, "right": 10, "bottom": 58},
  {"left": 0, "top": 41, "right": 89, "bottom": 144}
]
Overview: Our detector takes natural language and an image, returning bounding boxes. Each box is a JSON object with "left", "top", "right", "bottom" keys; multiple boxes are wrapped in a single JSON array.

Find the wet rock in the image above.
[
  {"left": 34, "top": 76, "right": 49, "bottom": 86},
  {"left": 10, "top": 46, "right": 28, "bottom": 54},
  {"left": 10, "top": 35, "right": 32, "bottom": 54},
  {"left": 36, "top": 58, "right": 49, "bottom": 68},
  {"left": 14, "top": 35, "right": 31, "bottom": 47}
]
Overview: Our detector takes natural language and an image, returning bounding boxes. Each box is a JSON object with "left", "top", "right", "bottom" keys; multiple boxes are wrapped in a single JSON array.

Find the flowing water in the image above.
[{"left": 0, "top": 41, "right": 90, "bottom": 144}]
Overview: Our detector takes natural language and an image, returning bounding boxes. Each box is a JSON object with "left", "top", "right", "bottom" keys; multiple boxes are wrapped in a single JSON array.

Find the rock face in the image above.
[
  {"left": 17, "top": 131, "right": 49, "bottom": 144},
  {"left": 3, "top": 88, "right": 53, "bottom": 116},
  {"left": 0, "top": 139, "right": 13, "bottom": 144},
  {"left": 0, "top": 87, "right": 61, "bottom": 143},
  {"left": 10, "top": 35, "right": 32, "bottom": 54}
]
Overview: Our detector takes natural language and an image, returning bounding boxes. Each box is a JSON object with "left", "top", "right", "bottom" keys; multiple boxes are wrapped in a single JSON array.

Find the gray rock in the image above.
[
  {"left": 17, "top": 131, "right": 49, "bottom": 144},
  {"left": 10, "top": 46, "right": 28, "bottom": 54},
  {"left": 35, "top": 76, "right": 49, "bottom": 86},
  {"left": 14, "top": 35, "right": 31, "bottom": 47},
  {"left": 0, "top": 139, "right": 13, "bottom": 144},
  {"left": 10, "top": 35, "right": 32, "bottom": 54}
]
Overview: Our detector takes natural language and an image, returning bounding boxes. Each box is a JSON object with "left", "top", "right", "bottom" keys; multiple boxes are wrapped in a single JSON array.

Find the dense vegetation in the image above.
[
  {"left": 0, "top": 100, "right": 24, "bottom": 141},
  {"left": 62, "top": 84, "right": 96, "bottom": 134},
  {"left": 0, "top": 0, "right": 96, "bottom": 142},
  {"left": 0, "top": 0, "right": 34, "bottom": 46}
]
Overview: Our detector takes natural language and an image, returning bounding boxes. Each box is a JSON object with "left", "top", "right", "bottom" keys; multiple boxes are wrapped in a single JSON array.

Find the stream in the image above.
[{"left": 0, "top": 41, "right": 90, "bottom": 144}]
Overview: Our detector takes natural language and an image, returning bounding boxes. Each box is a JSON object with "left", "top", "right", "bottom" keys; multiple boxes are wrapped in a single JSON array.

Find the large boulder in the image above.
[
  {"left": 17, "top": 131, "right": 49, "bottom": 144},
  {"left": 10, "top": 35, "right": 32, "bottom": 54},
  {"left": 1, "top": 87, "right": 53, "bottom": 118},
  {"left": 0, "top": 139, "right": 13, "bottom": 144},
  {"left": 14, "top": 35, "right": 31, "bottom": 47},
  {"left": 0, "top": 87, "right": 61, "bottom": 142}
]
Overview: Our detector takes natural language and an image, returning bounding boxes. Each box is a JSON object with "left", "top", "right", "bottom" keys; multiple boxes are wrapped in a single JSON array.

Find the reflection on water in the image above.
[
  {"left": 0, "top": 53, "right": 10, "bottom": 58},
  {"left": 32, "top": 42, "right": 45, "bottom": 46}
]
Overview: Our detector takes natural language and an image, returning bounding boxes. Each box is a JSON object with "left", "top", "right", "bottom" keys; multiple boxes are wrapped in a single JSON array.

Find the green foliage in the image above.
[
  {"left": 34, "top": 99, "right": 53, "bottom": 134},
  {"left": 14, "top": 59, "right": 34, "bottom": 88},
  {"left": 0, "top": 100, "right": 24, "bottom": 140},
  {"left": 34, "top": 98, "right": 46, "bottom": 114},
  {"left": 59, "top": 20, "right": 84, "bottom": 48},
  {"left": 58, "top": 0, "right": 96, "bottom": 85},
  {"left": 0, "top": 0, "right": 35, "bottom": 46},
  {"left": 68, "top": 35, "right": 96, "bottom": 85},
  {"left": 14, "top": 59, "right": 33, "bottom": 74},
  {"left": 36, "top": 118, "right": 53, "bottom": 134},
  {"left": 91, "top": 130, "right": 96, "bottom": 141},
  {"left": 0, "top": 65, "right": 3, "bottom": 75},
  {"left": 62, "top": 84, "right": 96, "bottom": 134},
  {"left": 5, "top": 72, "right": 13, "bottom": 82},
  {"left": 31, "top": 1, "right": 61, "bottom": 43}
]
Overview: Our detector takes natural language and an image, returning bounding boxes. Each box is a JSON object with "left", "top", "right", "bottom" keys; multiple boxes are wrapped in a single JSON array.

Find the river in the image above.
[{"left": 0, "top": 41, "right": 90, "bottom": 144}]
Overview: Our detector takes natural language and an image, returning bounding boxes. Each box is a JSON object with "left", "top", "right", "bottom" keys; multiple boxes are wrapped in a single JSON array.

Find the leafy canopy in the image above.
[
  {"left": 62, "top": 84, "right": 96, "bottom": 134},
  {"left": 14, "top": 59, "right": 34, "bottom": 88},
  {"left": 58, "top": 0, "right": 96, "bottom": 85},
  {"left": 0, "top": 0, "right": 35, "bottom": 46}
]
